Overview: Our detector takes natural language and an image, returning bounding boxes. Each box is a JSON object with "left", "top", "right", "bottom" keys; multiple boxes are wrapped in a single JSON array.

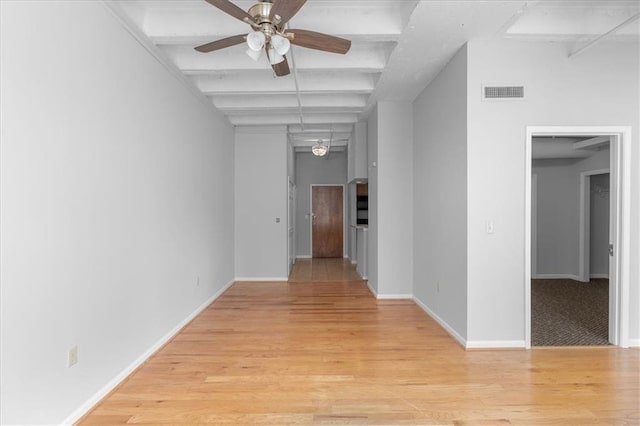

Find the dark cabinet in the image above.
[{"left": 356, "top": 184, "right": 368, "bottom": 225}]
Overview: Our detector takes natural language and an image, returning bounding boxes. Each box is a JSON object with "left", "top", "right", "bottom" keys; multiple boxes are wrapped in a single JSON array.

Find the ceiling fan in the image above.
[{"left": 195, "top": 0, "right": 351, "bottom": 77}]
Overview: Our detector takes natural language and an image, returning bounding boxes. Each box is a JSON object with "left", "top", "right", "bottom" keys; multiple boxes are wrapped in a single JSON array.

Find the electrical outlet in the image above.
[
  {"left": 196, "top": 276, "right": 200, "bottom": 287},
  {"left": 68, "top": 346, "right": 78, "bottom": 367},
  {"left": 436, "top": 281, "right": 440, "bottom": 293}
]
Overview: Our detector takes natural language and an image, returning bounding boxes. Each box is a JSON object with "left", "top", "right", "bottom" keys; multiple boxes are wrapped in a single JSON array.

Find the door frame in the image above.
[
  {"left": 310, "top": 184, "right": 346, "bottom": 258},
  {"left": 524, "top": 126, "right": 631, "bottom": 348}
]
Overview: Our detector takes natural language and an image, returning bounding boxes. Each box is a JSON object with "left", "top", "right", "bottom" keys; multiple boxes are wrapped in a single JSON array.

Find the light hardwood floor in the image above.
[{"left": 79, "top": 259, "right": 639, "bottom": 425}]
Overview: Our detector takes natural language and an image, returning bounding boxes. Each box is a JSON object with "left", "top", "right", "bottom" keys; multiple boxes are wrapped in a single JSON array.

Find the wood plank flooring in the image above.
[
  {"left": 79, "top": 260, "right": 639, "bottom": 425},
  {"left": 288, "top": 258, "right": 363, "bottom": 282}
]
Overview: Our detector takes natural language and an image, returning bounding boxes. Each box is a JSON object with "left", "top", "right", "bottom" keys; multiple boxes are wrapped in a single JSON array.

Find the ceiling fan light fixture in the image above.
[
  {"left": 311, "top": 142, "right": 328, "bottom": 157},
  {"left": 271, "top": 34, "right": 291, "bottom": 55},
  {"left": 268, "top": 48, "right": 285, "bottom": 65},
  {"left": 246, "top": 30, "right": 266, "bottom": 51},
  {"left": 245, "top": 47, "right": 262, "bottom": 61}
]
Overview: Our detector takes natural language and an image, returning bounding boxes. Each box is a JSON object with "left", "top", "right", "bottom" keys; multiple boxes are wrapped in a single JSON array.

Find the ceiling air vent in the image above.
[{"left": 482, "top": 85, "right": 525, "bottom": 101}]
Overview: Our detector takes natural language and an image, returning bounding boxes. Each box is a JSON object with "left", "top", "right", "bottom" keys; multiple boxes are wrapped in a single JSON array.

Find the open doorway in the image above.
[
  {"left": 530, "top": 137, "right": 610, "bottom": 346},
  {"left": 525, "top": 126, "right": 632, "bottom": 348}
]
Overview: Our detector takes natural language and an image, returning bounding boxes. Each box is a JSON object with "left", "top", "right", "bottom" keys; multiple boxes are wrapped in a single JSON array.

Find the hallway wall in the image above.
[
  {"left": 235, "top": 127, "right": 288, "bottom": 279},
  {"left": 0, "top": 2, "right": 235, "bottom": 424}
]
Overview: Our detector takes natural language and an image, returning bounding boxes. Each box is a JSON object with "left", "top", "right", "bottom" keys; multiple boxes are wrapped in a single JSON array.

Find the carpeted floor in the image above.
[{"left": 532, "top": 278, "right": 609, "bottom": 346}]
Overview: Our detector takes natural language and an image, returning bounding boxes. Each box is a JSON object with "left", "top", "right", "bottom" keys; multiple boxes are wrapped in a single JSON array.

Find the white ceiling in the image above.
[{"left": 109, "top": 0, "right": 639, "bottom": 145}]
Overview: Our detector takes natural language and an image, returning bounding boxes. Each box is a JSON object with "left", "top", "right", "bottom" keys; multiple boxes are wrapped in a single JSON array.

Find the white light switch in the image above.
[{"left": 486, "top": 221, "right": 494, "bottom": 234}]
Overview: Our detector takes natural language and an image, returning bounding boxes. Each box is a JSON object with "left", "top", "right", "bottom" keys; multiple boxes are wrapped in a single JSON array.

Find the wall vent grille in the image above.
[{"left": 483, "top": 85, "right": 525, "bottom": 100}]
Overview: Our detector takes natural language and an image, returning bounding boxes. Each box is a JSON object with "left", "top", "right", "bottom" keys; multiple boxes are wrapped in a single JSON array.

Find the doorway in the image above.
[
  {"left": 311, "top": 185, "right": 344, "bottom": 258},
  {"left": 525, "top": 126, "right": 632, "bottom": 348}
]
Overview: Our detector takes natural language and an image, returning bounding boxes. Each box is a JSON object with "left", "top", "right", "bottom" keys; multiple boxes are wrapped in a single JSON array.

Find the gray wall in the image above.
[
  {"left": 413, "top": 45, "right": 468, "bottom": 339},
  {"left": 295, "top": 151, "right": 347, "bottom": 257}
]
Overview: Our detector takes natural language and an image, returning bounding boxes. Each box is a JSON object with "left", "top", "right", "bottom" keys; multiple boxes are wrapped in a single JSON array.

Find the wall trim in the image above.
[
  {"left": 532, "top": 274, "right": 581, "bottom": 280},
  {"left": 377, "top": 294, "right": 413, "bottom": 300},
  {"left": 466, "top": 340, "right": 526, "bottom": 349},
  {"left": 590, "top": 273, "right": 610, "bottom": 279},
  {"left": 235, "top": 277, "right": 289, "bottom": 282},
  {"left": 62, "top": 278, "right": 235, "bottom": 425},
  {"left": 296, "top": 255, "right": 312, "bottom": 259},
  {"left": 412, "top": 297, "right": 467, "bottom": 348},
  {"left": 628, "top": 338, "right": 640, "bottom": 347},
  {"left": 366, "top": 281, "right": 377, "bottom": 297}
]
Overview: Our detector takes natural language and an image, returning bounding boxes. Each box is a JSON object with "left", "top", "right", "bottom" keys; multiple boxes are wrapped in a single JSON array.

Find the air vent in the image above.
[{"left": 482, "top": 85, "right": 525, "bottom": 100}]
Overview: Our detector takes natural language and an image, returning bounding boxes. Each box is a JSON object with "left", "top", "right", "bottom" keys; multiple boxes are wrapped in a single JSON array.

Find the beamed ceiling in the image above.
[{"left": 108, "top": 1, "right": 639, "bottom": 146}]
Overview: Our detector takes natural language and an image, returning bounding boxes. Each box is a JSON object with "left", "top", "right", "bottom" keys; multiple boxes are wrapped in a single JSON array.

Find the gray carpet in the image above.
[{"left": 532, "top": 278, "right": 609, "bottom": 346}]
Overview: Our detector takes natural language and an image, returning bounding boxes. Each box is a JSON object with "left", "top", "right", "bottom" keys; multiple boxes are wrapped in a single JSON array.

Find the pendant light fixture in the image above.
[{"left": 311, "top": 141, "right": 329, "bottom": 157}]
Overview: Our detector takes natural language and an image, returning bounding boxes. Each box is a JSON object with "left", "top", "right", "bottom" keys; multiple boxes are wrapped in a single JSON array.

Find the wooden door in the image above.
[{"left": 312, "top": 186, "right": 343, "bottom": 258}]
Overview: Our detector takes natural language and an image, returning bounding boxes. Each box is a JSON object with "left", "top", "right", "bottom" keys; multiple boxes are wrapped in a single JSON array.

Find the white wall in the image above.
[
  {"left": 466, "top": 40, "right": 639, "bottom": 344},
  {"left": 376, "top": 102, "right": 414, "bottom": 297},
  {"left": 0, "top": 2, "right": 235, "bottom": 424},
  {"left": 413, "top": 45, "right": 468, "bottom": 339},
  {"left": 533, "top": 149, "right": 610, "bottom": 278},
  {"left": 234, "top": 127, "right": 288, "bottom": 279},
  {"left": 294, "top": 152, "right": 348, "bottom": 257}
]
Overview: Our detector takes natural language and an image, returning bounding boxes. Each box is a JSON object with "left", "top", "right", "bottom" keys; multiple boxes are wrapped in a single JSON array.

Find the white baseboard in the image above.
[
  {"left": 235, "top": 277, "right": 288, "bottom": 282},
  {"left": 377, "top": 294, "right": 413, "bottom": 300},
  {"left": 412, "top": 297, "right": 467, "bottom": 348},
  {"left": 533, "top": 274, "right": 581, "bottom": 280},
  {"left": 61, "top": 278, "right": 235, "bottom": 425},
  {"left": 466, "top": 340, "right": 526, "bottom": 349},
  {"left": 627, "top": 338, "right": 640, "bottom": 347},
  {"left": 295, "top": 255, "right": 312, "bottom": 259},
  {"left": 590, "top": 273, "right": 609, "bottom": 279},
  {"left": 366, "top": 281, "right": 377, "bottom": 297}
]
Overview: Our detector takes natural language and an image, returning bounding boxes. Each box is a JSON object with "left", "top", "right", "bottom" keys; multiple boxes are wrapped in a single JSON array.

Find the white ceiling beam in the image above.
[
  {"left": 288, "top": 124, "right": 353, "bottom": 134},
  {"left": 152, "top": 33, "right": 401, "bottom": 46},
  {"left": 229, "top": 113, "right": 358, "bottom": 126},
  {"left": 197, "top": 72, "right": 376, "bottom": 94},
  {"left": 142, "top": 2, "right": 407, "bottom": 40},
  {"left": 212, "top": 93, "right": 368, "bottom": 109},
  {"left": 289, "top": 132, "right": 351, "bottom": 142},
  {"left": 161, "top": 43, "right": 393, "bottom": 72},
  {"left": 223, "top": 106, "right": 363, "bottom": 115}
]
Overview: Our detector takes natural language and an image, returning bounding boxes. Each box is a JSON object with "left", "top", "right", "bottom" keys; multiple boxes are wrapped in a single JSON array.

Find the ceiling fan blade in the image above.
[
  {"left": 272, "top": 57, "right": 291, "bottom": 77},
  {"left": 288, "top": 29, "right": 351, "bottom": 54},
  {"left": 270, "top": 0, "right": 307, "bottom": 26},
  {"left": 204, "top": 0, "right": 254, "bottom": 23},
  {"left": 194, "top": 34, "right": 247, "bottom": 52}
]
